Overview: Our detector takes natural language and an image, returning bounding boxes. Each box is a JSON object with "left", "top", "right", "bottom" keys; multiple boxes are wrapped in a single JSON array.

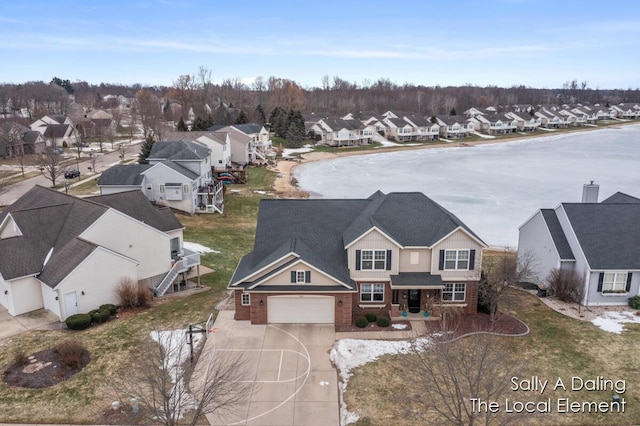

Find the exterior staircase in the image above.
[{"left": 153, "top": 248, "right": 201, "bottom": 296}]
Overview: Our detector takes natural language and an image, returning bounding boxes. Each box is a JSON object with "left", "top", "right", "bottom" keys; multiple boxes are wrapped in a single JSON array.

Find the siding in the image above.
[
  {"left": 398, "top": 248, "right": 432, "bottom": 272},
  {"left": 431, "top": 229, "right": 482, "bottom": 281},
  {"left": 257, "top": 263, "right": 343, "bottom": 287},
  {"left": 348, "top": 229, "right": 398, "bottom": 280},
  {"left": 517, "top": 211, "right": 561, "bottom": 285}
]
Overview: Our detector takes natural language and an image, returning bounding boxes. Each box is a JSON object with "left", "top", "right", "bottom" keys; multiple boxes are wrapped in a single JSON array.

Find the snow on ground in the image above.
[
  {"left": 183, "top": 241, "right": 220, "bottom": 254},
  {"left": 330, "top": 338, "right": 430, "bottom": 425},
  {"left": 471, "top": 131, "right": 496, "bottom": 139},
  {"left": 591, "top": 311, "right": 640, "bottom": 333},
  {"left": 282, "top": 145, "right": 314, "bottom": 157},
  {"left": 151, "top": 329, "right": 204, "bottom": 418},
  {"left": 391, "top": 324, "right": 407, "bottom": 330}
]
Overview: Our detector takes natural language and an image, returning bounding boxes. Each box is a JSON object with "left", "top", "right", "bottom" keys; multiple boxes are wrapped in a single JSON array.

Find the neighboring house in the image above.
[
  {"left": 0, "top": 186, "right": 201, "bottom": 320},
  {"left": 313, "top": 117, "right": 373, "bottom": 146},
  {"left": 470, "top": 114, "right": 518, "bottom": 135},
  {"left": 98, "top": 140, "right": 224, "bottom": 214},
  {"left": 402, "top": 114, "right": 440, "bottom": 141},
  {"left": 382, "top": 117, "right": 416, "bottom": 142},
  {"left": 208, "top": 123, "right": 273, "bottom": 163},
  {"left": 229, "top": 191, "right": 487, "bottom": 325},
  {"left": 30, "top": 115, "right": 80, "bottom": 148},
  {"left": 518, "top": 183, "right": 640, "bottom": 307},
  {"left": 610, "top": 103, "right": 640, "bottom": 119},
  {"left": 165, "top": 131, "right": 232, "bottom": 171},
  {"left": 504, "top": 111, "right": 541, "bottom": 132},
  {"left": 0, "top": 122, "right": 45, "bottom": 156},
  {"left": 434, "top": 115, "right": 474, "bottom": 138}
]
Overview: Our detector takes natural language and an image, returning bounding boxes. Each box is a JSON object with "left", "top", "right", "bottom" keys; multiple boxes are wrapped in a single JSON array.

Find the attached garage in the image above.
[{"left": 267, "top": 295, "right": 335, "bottom": 324}]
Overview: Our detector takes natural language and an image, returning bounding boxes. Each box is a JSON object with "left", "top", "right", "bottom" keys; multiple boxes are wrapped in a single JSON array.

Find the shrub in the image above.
[
  {"left": 376, "top": 317, "right": 390, "bottom": 327},
  {"left": 629, "top": 296, "right": 640, "bottom": 310},
  {"left": 54, "top": 338, "right": 86, "bottom": 369},
  {"left": 546, "top": 268, "right": 583, "bottom": 303},
  {"left": 355, "top": 316, "right": 369, "bottom": 328},
  {"left": 116, "top": 277, "right": 151, "bottom": 309},
  {"left": 65, "top": 313, "right": 92, "bottom": 330},
  {"left": 13, "top": 352, "right": 28, "bottom": 367},
  {"left": 99, "top": 304, "right": 117, "bottom": 315},
  {"left": 88, "top": 309, "right": 110, "bottom": 324},
  {"left": 365, "top": 312, "right": 377, "bottom": 323}
]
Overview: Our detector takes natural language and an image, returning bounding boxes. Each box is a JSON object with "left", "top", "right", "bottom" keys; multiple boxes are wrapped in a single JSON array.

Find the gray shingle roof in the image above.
[
  {"left": 601, "top": 192, "right": 640, "bottom": 204},
  {"left": 148, "top": 140, "right": 210, "bottom": 161},
  {"left": 230, "top": 192, "right": 485, "bottom": 290},
  {"left": 540, "top": 209, "right": 575, "bottom": 260},
  {"left": 97, "top": 164, "right": 150, "bottom": 186},
  {"left": 0, "top": 185, "right": 182, "bottom": 287},
  {"left": 562, "top": 202, "right": 640, "bottom": 270},
  {"left": 157, "top": 161, "right": 199, "bottom": 180}
]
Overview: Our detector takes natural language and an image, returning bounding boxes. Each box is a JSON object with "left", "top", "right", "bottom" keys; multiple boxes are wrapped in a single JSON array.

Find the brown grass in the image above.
[{"left": 344, "top": 289, "right": 640, "bottom": 425}]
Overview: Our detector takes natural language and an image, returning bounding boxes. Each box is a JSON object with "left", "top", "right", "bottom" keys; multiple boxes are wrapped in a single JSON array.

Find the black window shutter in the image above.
[
  {"left": 626, "top": 273, "right": 632, "bottom": 292},
  {"left": 386, "top": 250, "right": 392, "bottom": 270},
  {"left": 597, "top": 273, "right": 604, "bottom": 292},
  {"left": 469, "top": 249, "right": 476, "bottom": 270},
  {"left": 439, "top": 250, "right": 445, "bottom": 270},
  {"left": 305, "top": 271, "right": 311, "bottom": 283},
  {"left": 355, "top": 250, "right": 361, "bottom": 270},
  {"left": 291, "top": 271, "right": 296, "bottom": 283}
]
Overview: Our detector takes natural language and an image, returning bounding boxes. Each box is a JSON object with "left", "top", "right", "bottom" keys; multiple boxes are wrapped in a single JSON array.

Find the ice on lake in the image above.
[{"left": 293, "top": 124, "right": 640, "bottom": 247}]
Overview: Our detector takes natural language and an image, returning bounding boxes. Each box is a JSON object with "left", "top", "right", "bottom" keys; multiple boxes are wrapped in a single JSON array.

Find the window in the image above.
[
  {"left": 296, "top": 270, "right": 306, "bottom": 283},
  {"left": 183, "top": 184, "right": 190, "bottom": 193},
  {"left": 444, "top": 249, "right": 470, "bottom": 270},
  {"left": 602, "top": 272, "right": 628, "bottom": 292},
  {"left": 360, "top": 249, "right": 387, "bottom": 270},
  {"left": 159, "top": 185, "right": 165, "bottom": 193},
  {"left": 443, "top": 283, "right": 466, "bottom": 301},
  {"left": 241, "top": 293, "right": 250, "bottom": 306},
  {"left": 360, "top": 283, "right": 384, "bottom": 302},
  {"left": 291, "top": 270, "right": 310, "bottom": 283}
]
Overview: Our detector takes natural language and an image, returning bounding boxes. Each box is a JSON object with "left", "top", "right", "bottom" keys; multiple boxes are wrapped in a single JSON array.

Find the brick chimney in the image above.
[{"left": 582, "top": 181, "right": 599, "bottom": 203}]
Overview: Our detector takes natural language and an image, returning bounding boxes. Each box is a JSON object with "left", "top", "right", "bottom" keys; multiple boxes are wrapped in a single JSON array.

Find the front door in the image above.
[
  {"left": 408, "top": 289, "right": 421, "bottom": 313},
  {"left": 64, "top": 292, "right": 78, "bottom": 317}
]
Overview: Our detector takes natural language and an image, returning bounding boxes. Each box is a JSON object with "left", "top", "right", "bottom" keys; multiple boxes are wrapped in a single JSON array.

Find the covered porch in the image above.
[{"left": 389, "top": 272, "right": 445, "bottom": 320}]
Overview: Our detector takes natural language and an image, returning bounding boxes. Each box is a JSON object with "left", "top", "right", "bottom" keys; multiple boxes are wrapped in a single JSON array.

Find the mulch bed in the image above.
[
  {"left": 2, "top": 348, "right": 91, "bottom": 389},
  {"left": 424, "top": 311, "right": 529, "bottom": 341}
]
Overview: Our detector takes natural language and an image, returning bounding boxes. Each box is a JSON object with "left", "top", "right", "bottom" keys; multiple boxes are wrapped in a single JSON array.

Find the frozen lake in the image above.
[{"left": 293, "top": 124, "right": 640, "bottom": 247}]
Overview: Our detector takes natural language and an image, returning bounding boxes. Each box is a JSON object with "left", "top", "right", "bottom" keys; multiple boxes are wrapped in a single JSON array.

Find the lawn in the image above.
[
  {"left": 344, "top": 289, "right": 640, "bottom": 425},
  {"left": 0, "top": 167, "right": 277, "bottom": 424}
]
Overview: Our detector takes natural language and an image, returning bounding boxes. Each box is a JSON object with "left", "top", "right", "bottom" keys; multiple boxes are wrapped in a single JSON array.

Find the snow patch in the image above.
[
  {"left": 282, "top": 145, "right": 314, "bottom": 157},
  {"left": 391, "top": 324, "right": 407, "bottom": 330},
  {"left": 591, "top": 311, "right": 640, "bottom": 333},
  {"left": 330, "top": 338, "right": 430, "bottom": 425},
  {"left": 183, "top": 242, "right": 220, "bottom": 254}
]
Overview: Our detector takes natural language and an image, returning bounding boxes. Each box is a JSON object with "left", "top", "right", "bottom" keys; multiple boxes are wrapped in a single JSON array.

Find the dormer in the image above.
[{"left": 0, "top": 214, "right": 23, "bottom": 239}]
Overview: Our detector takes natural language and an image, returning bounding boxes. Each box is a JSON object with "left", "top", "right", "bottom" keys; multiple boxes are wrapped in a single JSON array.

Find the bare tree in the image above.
[
  {"left": 110, "top": 330, "right": 253, "bottom": 426},
  {"left": 37, "top": 147, "right": 67, "bottom": 187},
  {"left": 546, "top": 268, "right": 585, "bottom": 314},
  {"left": 479, "top": 249, "right": 536, "bottom": 322},
  {"left": 401, "top": 333, "right": 523, "bottom": 426}
]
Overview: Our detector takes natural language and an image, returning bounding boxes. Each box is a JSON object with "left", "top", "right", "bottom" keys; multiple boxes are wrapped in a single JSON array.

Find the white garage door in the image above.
[{"left": 267, "top": 295, "right": 335, "bottom": 324}]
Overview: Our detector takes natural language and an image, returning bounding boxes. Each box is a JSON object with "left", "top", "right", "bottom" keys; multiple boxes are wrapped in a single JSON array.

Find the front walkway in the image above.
[
  {"left": 335, "top": 320, "right": 427, "bottom": 340},
  {"left": 0, "top": 307, "right": 60, "bottom": 340}
]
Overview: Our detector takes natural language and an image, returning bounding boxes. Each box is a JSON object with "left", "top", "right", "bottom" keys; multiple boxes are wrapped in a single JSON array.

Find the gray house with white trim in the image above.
[{"left": 518, "top": 183, "right": 640, "bottom": 306}]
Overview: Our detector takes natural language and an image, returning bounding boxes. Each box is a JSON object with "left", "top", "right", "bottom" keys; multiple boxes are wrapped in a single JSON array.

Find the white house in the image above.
[
  {"left": 0, "top": 186, "right": 200, "bottom": 320},
  {"left": 209, "top": 123, "right": 273, "bottom": 164},
  {"left": 166, "top": 131, "right": 232, "bottom": 171}
]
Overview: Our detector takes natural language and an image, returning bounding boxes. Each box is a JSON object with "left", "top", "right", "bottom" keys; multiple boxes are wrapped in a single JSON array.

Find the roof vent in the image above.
[{"left": 582, "top": 181, "right": 599, "bottom": 203}]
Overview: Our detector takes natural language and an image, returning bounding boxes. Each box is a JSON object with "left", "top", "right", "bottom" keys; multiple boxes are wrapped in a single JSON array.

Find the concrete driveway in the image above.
[
  {"left": 198, "top": 311, "right": 339, "bottom": 426},
  {"left": 0, "top": 306, "right": 60, "bottom": 340}
]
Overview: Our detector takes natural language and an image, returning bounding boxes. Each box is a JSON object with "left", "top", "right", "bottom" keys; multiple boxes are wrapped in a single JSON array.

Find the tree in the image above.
[
  {"left": 138, "top": 134, "right": 155, "bottom": 164},
  {"left": 191, "top": 115, "right": 215, "bottom": 131},
  {"left": 37, "top": 147, "right": 67, "bottom": 187},
  {"left": 110, "top": 330, "right": 253, "bottom": 426},
  {"left": 254, "top": 104, "right": 266, "bottom": 124},
  {"left": 401, "top": 333, "right": 524, "bottom": 426},
  {"left": 50, "top": 77, "right": 74, "bottom": 95},
  {"left": 285, "top": 110, "right": 305, "bottom": 148},
  {"left": 449, "top": 107, "right": 457, "bottom": 116},
  {"left": 176, "top": 116, "right": 188, "bottom": 131},
  {"left": 235, "top": 110, "right": 248, "bottom": 124},
  {"left": 478, "top": 250, "right": 536, "bottom": 322}
]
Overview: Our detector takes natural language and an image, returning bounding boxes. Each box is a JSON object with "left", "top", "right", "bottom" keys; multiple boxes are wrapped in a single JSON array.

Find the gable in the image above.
[
  {"left": 0, "top": 214, "right": 22, "bottom": 239},
  {"left": 248, "top": 259, "right": 350, "bottom": 289}
]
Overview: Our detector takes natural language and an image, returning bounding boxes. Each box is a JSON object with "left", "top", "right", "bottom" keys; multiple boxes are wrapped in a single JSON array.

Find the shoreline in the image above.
[{"left": 271, "top": 121, "right": 640, "bottom": 197}]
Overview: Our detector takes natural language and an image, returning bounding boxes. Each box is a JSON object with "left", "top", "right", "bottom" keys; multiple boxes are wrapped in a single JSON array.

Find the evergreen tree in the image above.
[
  {"left": 138, "top": 134, "right": 155, "bottom": 164},
  {"left": 235, "top": 110, "right": 248, "bottom": 124},
  {"left": 285, "top": 121, "right": 305, "bottom": 148},
  {"left": 449, "top": 107, "right": 457, "bottom": 116},
  {"left": 177, "top": 116, "right": 188, "bottom": 131},
  {"left": 255, "top": 104, "right": 266, "bottom": 124},
  {"left": 191, "top": 114, "right": 215, "bottom": 131}
]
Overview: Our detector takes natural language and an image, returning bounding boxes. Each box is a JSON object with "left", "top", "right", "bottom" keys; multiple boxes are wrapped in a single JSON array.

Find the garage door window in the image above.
[{"left": 360, "top": 283, "right": 384, "bottom": 302}]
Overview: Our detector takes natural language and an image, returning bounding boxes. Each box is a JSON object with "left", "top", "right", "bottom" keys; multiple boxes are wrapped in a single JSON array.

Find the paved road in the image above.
[{"left": 0, "top": 142, "right": 141, "bottom": 206}]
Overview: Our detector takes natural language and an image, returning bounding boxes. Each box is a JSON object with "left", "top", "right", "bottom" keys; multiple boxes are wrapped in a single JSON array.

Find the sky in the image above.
[{"left": 1, "top": 0, "right": 640, "bottom": 90}]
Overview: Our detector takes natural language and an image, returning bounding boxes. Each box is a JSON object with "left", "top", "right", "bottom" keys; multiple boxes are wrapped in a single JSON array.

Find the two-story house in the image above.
[
  {"left": 518, "top": 183, "right": 640, "bottom": 307},
  {"left": 228, "top": 191, "right": 487, "bottom": 325},
  {"left": 0, "top": 186, "right": 200, "bottom": 320}
]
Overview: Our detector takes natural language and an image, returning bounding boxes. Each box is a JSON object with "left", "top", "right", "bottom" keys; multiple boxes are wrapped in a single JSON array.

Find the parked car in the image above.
[{"left": 64, "top": 169, "right": 80, "bottom": 179}]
